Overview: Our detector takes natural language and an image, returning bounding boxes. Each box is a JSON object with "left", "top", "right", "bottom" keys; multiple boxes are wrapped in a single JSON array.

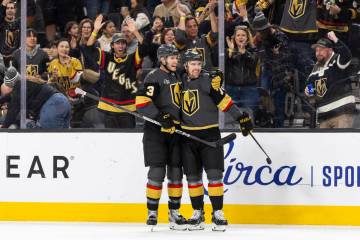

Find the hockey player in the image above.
[
  {"left": 180, "top": 49, "right": 253, "bottom": 231},
  {"left": 84, "top": 14, "right": 145, "bottom": 128},
  {"left": 135, "top": 44, "right": 187, "bottom": 230}
]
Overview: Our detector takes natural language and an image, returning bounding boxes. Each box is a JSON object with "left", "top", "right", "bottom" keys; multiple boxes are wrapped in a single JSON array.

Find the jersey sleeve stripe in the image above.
[
  {"left": 218, "top": 94, "right": 233, "bottom": 112},
  {"left": 135, "top": 96, "right": 152, "bottom": 108}
]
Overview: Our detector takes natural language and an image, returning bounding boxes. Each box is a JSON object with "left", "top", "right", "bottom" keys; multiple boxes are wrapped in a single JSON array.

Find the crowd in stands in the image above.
[{"left": 0, "top": 0, "right": 359, "bottom": 129}]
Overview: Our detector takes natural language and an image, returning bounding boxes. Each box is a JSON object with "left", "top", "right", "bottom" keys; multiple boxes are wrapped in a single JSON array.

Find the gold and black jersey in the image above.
[
  {"left": 0, "top": 18, "right": 20, "bottom": 56},
  {"left": 180, "top": 73, "right": 235, "bottom": 130},
  {"left": 83, "top": 45, "right": 144, "bottom": 113},
  {"left": 47, "top": 58, "right": 82, "bottom": 97},
  {"left": 136, "top": 69, "right": 181, "bottom": 122}
]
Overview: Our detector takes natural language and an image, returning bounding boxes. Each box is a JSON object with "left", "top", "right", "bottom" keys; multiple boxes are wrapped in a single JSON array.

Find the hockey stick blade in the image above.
[{"left": 216, "top": 133, "right": 237, "bottom": 147}]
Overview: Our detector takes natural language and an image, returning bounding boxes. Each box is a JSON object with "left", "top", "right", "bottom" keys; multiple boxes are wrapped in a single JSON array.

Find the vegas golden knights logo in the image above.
[
  {"left": 5, "top": 29, "right": 19, "bottom": 48},
  {"left": 170, "top": 83, "right": 181, "bottom": 108},
  {"left": 288, "top": 0, "right": 306, "bottom": 19},
  {"left": 182, "top": 89, "right": 199, "bottom": 116},
  {"left": 26, "top": 64, "right": 39, "bottom": 77},
  {"left": 315, "top": 78, "right": 327, "bottom": 97}
]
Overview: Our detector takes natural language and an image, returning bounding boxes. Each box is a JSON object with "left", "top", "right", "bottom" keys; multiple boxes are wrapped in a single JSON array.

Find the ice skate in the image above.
[
  {"left": 211, "top": 210, "right": 228, "bottom": 232},
  {"left": 146, "top": 210, "right": 158, "bottom": 231},
  {"left": 169, "top": 209, "right": 187, "bottom": 230},
  {"left": 187, "top": 209, "right": 205, "bottom": 231}
]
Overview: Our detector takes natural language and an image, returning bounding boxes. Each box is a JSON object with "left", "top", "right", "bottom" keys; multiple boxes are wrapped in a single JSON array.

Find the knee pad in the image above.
[
  {"left": 206, "top": 169, "right": 223, "bottom": 182},
  {"left": 147, "top": 167, "right": 166, "bottom": 183},
  {"left": 166, "top": 166, "right": 183, "bottom": 183}
]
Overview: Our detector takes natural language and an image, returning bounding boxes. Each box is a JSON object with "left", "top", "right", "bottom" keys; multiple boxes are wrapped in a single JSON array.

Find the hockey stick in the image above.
[
  {"left": 75, "top": 88, "right": 236, "bottom": 148},
  {"left": 248, "top": 132, "right": 272, "bottom": 165}
]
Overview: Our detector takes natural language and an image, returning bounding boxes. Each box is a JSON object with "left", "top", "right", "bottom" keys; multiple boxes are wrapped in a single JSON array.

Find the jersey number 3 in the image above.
[{"left": 146, "top": 86, "right": 155, "bottom": 97}]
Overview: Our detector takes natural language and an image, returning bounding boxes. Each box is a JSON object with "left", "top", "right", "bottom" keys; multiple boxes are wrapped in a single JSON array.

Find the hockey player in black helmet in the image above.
[
  {"left": 136, "top": 43, "right": 187, "bottom": 230},
  {"left": 180, "top": 49, "right": 253, "bottom": 231}
]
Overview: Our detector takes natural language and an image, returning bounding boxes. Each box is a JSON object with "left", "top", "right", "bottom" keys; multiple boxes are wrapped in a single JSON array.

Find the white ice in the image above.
[{"left": 0, "top": 222, "right": 360, "bottom": 240}]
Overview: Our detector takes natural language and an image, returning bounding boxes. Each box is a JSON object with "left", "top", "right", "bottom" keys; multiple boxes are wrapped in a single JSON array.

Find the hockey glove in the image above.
[
  {"left": 210, "top": 70, "right": 224, "bottom": 91},
  {"left": 238, "top": 112, "right": 253, "bottom": 136},
  {"left": 156, "top": 112, "right": 176, "bottom": 134}
]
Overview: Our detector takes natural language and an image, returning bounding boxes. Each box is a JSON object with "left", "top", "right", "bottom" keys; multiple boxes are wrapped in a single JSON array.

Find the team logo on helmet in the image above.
[
  {"left": 182, "top": 89, "right": 199, "bottom": 116},
  {"left": 315, "top": 78, "right": 327, "bottom": 97},
  {"left": 170, "top": 83, "right": 181, "bottom": 108},
  {"left": 288, "top": 0, "right": 306, "bottom": 19}
]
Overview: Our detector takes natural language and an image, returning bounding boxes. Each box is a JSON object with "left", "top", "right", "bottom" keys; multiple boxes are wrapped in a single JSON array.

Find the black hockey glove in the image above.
[
  {"left": 238, "top": 112, "right": 253, "bottom": 136},
  {"left": 156, "top": 112, "right": 176, "bottom": 134}
]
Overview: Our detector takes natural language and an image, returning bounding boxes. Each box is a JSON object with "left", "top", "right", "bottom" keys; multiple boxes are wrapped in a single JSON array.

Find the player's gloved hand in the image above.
[
  {"left": 156, "top": 112, "right": 176, "bottom": 134},
  {"left": 210, "top": 70, "right": 224, "bottom": 90},
  {"left": 238, "top": 112, "right": 253, "bottom": 136}
]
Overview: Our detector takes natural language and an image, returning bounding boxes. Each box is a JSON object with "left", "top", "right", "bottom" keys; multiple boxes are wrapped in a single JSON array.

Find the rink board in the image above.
[{"left": 0, "top": 131, "right": 360, "bottom": 225}]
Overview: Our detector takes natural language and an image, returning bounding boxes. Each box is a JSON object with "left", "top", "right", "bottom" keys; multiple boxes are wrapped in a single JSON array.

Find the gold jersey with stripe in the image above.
[{"left": 47, "top": 57, "right": 82, "bottom": 97}]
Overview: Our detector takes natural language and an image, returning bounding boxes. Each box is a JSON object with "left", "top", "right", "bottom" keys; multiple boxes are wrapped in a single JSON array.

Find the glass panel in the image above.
[{"left": 2, "top": 0, "right": 359, "bottom": 130}]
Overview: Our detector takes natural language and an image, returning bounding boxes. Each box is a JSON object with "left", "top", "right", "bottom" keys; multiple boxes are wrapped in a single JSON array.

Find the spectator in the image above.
[
  {"left": 47, "top": 39, "right": 83, "bottom": 99},
  {"left": 153, "top": 0, "right": 191, "bottom": 28},
  {"left": 0, "top": 79, "right": 71, "bottom": 129},
  {"left": 64, "top": 21, "right": 80, "bottom": 54},
  {"left": 0, "top": 0, "right": 20, "bottom": 66},
  {"left": 225, "top": 24, "right": 259, "bottom": 118},
  {"left": 98, "top": 20, "right": 117, "bottom": 52},
  {"left": 176, "top": 0, "right": 218, "bottom": 70},
  {"left": 143, "top": 18, "right": 177, "bottom": 68},
  {"left": 42, "top": 40, "right": 58, "bottom": 61},
  {"left": 304, "top": 32, "right": 354, "bottom": 128},
  {"left": 13, "top": 29, "right": 50, "bottom": 81},
  {"left": 130, "top": 0, "right": 151, "bottom": 33},
  {"left": 252, "top": 10, "right": 293, "bottom": 127},
  {"left": 279, "top": 0, "right": 317, "bottom": 92},
  {"left": 84, "top": 15, "right": 147, "bottom": 128}
]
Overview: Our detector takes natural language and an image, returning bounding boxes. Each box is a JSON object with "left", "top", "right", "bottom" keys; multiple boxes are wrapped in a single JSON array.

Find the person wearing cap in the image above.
[
  {"left": 83, "top": 14, "right": 146, "bottom": 128},
  {"left": 304, "top": 31, "right": 354, "bottom": 128},
  {"left": 135, "top": 44, "right": 187, "bottom": 230},
  {"left": 179, "top": 49, "right": 253, "bottom": 231},
  {"left": 252, "top": 10, "right": 293, "bottom": 128}
]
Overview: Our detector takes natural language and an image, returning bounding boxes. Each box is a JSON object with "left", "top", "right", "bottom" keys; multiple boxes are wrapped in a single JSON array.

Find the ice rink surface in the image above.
[{"left": 1, "top": 222, "right": 360, "bottom": 240}]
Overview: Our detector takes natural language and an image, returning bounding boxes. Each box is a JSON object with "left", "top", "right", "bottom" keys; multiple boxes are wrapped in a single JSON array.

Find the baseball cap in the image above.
[
  {"left": 111, "top": 33, "right": 127, "bottom": 44},
  {"left": 311, "top": 38, "right": 333, "bottom": 49}
]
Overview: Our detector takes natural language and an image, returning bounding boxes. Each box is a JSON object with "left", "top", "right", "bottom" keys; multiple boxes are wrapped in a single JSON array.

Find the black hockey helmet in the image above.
[
  {"left": 157, "top": 44, "right": 179, "bottom": 61},
  {"left": 183, "top": 49, "right": 202, "bottom": 63}
]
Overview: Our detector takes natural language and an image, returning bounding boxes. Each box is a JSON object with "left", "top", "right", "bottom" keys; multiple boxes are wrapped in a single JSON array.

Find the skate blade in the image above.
[
  {"left": 169, "top": 222, "right": 187, "bottom": 231},
  {"left": 148, "top": 225, "right": 156, "bottom": 232},
  {"left": 188, "top": 223, "right": 205, "bottom": 231},
  {"left": 211, "top": 223, "right": 226, "bottom": 232}
]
